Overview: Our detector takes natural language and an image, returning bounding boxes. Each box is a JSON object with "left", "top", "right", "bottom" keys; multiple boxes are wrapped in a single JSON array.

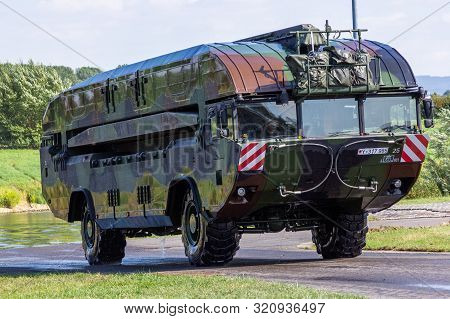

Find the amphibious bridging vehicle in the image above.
[{"left": 40, "top": 23, "right": 434, "bottom": 265}]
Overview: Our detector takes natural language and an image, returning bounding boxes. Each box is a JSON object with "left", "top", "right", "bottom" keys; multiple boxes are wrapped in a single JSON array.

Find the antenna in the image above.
[{"left": 352, "top": 0, "right": 358, "bottom": 39}]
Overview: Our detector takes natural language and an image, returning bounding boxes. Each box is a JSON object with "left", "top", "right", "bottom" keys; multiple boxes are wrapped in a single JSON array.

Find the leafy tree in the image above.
[
  {"left": 425, "top": 107, "right": 450, "bottom": 195},
  {"left": 75, "top": 67, "right": 101, "bottom": 82},
  {"left": 0, "top": 62, "right": 101, "bottom": 148},
  {"left": 409, "top": 106, "right": 450, "bottom": 197},
  {"left": 50, "top": 65, "right": 77, "bottom": 88},
  {"left": 46, "top": 66, "right": 101, "bottom": 89},
  {"left": 0, "top": 62, "right": 64, "bottom": 148},
  {"left": 431, "top": 93, "right": 450, "bottom": 111}
]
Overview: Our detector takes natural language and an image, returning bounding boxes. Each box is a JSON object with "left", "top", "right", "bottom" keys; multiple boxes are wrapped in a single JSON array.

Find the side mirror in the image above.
[
  {"left": 218, "top": 108, "right": 228, "bottom": 127},
  {"left": 216, "top": 107, "right": 230, "bottom": 138},
  {"left": 422, "top": 96, "right": 434, "bottom": 128},
  {"left": 424, "top": 119, "right": 433, "bottom": 128},
  {"left": 418, "top": 87, "right": 426, "bottom": 99},
  {"left": 217, "top": 128, "right": 229, "bottom": 138}
]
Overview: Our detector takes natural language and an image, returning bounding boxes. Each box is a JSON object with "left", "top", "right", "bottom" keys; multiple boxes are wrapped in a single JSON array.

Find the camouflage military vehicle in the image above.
[{"left": 40, "top": 23, "right": 434, "bottom": 265}]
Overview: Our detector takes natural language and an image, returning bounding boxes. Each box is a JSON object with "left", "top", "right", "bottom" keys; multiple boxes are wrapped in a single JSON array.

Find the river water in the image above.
[{"left": 0, "top": 211, "right": 80, "bottom": 249}]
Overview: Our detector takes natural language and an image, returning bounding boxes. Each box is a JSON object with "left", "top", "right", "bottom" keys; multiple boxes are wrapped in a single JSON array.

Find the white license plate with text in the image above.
[{"left": 357, "top": 148, "right": 389, "bottom": 155}]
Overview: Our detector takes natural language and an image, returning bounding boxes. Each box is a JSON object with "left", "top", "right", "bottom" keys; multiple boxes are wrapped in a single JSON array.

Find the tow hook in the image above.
[
  {"left": 357, "top": 180, "right": 378, "bottom": 193},
  {"left": 279, "top": 179, "right": 378, "bottom": 198},
  {"left": 279, "top": 185, "right": 298, "bottom": 198}
]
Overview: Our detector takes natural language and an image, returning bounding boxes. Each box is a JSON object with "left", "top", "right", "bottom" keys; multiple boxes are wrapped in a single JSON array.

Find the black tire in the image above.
[
  {"left": 80, "top": 198, "right": 126, "bottom": 265},
  {"left": 181, "top": 188, "right": 240, "bottom": 266},
  {"left": 312, "top": 213, "right": 368, "bottom": 259}
]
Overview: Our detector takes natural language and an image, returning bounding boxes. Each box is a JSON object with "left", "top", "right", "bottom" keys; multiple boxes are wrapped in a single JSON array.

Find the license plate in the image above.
[{"left": 357, "top": 147, "right": 389, "bottom": 155}]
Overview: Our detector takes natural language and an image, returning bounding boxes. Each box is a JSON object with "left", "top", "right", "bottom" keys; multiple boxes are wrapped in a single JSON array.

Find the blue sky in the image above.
[{"left": 0, "top": 0, "right": 449, "bottom": 76}]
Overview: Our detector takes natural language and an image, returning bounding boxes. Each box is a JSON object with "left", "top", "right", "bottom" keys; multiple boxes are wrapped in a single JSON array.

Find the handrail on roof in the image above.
[{"left": 289, "top": 20, "right": 368, "bottom": 54}]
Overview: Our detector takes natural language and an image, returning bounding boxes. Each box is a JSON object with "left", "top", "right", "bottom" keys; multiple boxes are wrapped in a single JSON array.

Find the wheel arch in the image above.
[
  {"left": 68, "top": 189, "right": 95, "bottom": 223},
  {"left": 166, "top": 176, "right": 204, "bottom": 228}
]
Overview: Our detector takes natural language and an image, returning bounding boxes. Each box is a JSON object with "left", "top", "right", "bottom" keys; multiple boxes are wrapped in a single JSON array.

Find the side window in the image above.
[
  {"left": 208, "top": 104, "right": 235, "bottom": 140},
  {"left": 364, "top": 96, "right": 418, "bottom": 134},
  {"left": 47, "top": 132, "right": 62, "bottom": 156},
  {"left": 216, "top": 106, "right": 234, "bottom": 139},
  {"left": 41, "top": 135, "right": 53, "bottom": 147},
  {"left": 53, "top": 132, "right": 62, "bottom": 147}
]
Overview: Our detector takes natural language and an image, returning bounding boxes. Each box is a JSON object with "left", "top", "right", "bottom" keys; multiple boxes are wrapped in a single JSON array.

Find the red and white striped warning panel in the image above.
[
  {"left": 401, "top": 134, "right": 430, "bottom": 163},
  {"left": 238, "top": 142, "right": 268, "bottom": 171}
]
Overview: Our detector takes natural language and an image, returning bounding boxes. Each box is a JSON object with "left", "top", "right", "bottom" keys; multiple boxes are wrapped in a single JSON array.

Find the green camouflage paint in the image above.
[{"left": 40, "top": 25, "right": 426, "bottom": 235}]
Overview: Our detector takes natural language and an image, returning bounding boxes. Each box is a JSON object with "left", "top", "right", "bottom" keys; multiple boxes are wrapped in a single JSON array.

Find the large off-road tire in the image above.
[
  {"left": 312, "top": 213, "right": 368, "bottom": 259},
  {"left": 181, "top": 188, "right": 240, "bottom": 266},
  {"left": 80, "top": 198, "right": 126, "bottom": 265}
]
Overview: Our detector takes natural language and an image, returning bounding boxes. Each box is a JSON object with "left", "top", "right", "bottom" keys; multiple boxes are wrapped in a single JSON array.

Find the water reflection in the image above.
[{"left": 0, "top": 211, "right": 80, "bottom": 249}]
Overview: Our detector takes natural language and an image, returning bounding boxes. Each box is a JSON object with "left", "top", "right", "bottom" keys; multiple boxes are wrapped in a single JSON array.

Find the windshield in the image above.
[
  {"left": 364, "top": 96, "right": 418, "bottom": 134},
  {"left": 301, "top": 98, "right": 359, "bottom": 138},
  {"left": 236, "top": 101, "right": 297, "bottom": 140}
]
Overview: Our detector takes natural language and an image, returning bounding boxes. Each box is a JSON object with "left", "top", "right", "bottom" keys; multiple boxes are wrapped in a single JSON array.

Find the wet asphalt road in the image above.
[{"left": 0, "top": 231, "right": 449, "bottom": 299}]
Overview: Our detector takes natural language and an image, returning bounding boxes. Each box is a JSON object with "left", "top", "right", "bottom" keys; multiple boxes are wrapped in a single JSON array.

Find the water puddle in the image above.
[
  {"left": 409, "top": 283, "right": 450, "bottom": 291},
  {"left": 0, "top": 211, "right": 80, "bottom": 249}
]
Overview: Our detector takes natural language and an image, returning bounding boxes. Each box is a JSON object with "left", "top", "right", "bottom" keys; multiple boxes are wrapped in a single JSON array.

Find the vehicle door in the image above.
[{"left": 203, "top": 101, "right": 239, "bottom": 208}]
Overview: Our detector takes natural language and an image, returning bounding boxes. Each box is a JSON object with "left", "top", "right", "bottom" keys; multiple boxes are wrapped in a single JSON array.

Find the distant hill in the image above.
[{"left": 416, "top": 76, "right": 450, "bottom": 95}]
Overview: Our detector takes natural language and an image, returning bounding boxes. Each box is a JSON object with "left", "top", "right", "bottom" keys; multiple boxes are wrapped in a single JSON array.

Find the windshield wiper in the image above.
[
  {"left": 381, "top": 124, "right": 409, "bottom": 133},
  {"left": 327, "top": 130, "right": 356, "bottom": 137}
]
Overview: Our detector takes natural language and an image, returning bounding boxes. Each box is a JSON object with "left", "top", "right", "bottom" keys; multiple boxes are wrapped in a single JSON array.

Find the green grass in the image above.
[
  {"left": 0, "top": 273, "right": 360, "bottom": 299},
  {"left": 0, "top": 149, "right": 43, "bottom": 205},
  {"left": 0, "top": 187, "right": 21, "bottom": 208},
  {"left": 398, "top": 196, "right": 450, "bottom": 205},
  {"left": 366, "top": 224, "right": 450, "bottom": 252}
]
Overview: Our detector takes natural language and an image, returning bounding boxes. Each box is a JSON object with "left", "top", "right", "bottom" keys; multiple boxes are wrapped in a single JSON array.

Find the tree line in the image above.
[
  {"left": 0, "top": 62, "right": 100, "bottom": 148},
  {"left": 0, "top": 61, "right": 448, "bottom": 149}
]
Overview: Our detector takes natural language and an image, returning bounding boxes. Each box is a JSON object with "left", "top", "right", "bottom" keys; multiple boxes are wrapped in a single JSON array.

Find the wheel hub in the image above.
[
  {"left": 86, "top": 220, "right": 94, "bottom": 238},
  {"left": 189, "top": 213, "right": 198, "bottom": 234},
  {"left": 83, "top": 210, "right": 95, "bottom": 248},
  {"left": 186, "top": 203, "right": 200, "bottom": 245}
]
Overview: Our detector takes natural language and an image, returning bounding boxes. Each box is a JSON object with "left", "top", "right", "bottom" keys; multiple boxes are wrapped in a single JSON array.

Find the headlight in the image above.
[
  {"left": 392, "top": 179, "right": 402, "bottom": 189},
  {"left": 237, "top": 187, "right": 246, "bottom": 197}
]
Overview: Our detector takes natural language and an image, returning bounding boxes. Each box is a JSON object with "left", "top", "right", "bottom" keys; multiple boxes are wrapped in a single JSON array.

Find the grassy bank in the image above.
[
  {"left": 366, "top": 224, "right": 450, "bottom": 252},
  {"left": 398, "top": 196, "right": 450, "bottom": 205},
  {"left": 0, "top": 149, "right": 43, "bottom": 207},
  {"left": 0, "top": 273, "right": 360, "bottom": 299}
]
